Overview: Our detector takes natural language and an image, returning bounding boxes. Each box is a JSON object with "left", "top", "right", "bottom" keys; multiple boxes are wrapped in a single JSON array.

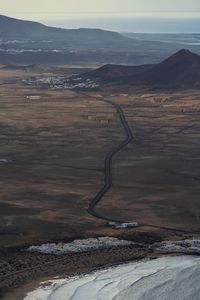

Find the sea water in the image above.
[{"left": 25, "top": 256, "right": 200, "bottom": 300}]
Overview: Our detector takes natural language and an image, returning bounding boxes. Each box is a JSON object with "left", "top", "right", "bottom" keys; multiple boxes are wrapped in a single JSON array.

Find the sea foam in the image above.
[{"left": 24, "top": 256, "right": 200, "bottom": 300}]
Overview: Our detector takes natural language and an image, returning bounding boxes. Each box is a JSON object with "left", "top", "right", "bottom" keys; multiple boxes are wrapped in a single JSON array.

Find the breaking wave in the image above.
[{"left": 25, "top": 256, "right": 200, "bottom": 300}]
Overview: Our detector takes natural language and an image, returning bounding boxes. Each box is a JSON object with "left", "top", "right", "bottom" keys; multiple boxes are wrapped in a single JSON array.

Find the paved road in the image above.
[
  {"left": 87, "top": 97, "right": 134, "bottom": 222},
  {"left": 86, "top": 95, "right": 200, "bottom": 234}
]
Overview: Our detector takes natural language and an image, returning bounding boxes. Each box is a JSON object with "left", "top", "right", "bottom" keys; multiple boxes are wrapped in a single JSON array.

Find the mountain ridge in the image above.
[
  {"left": 80, "top": 63, "right": 155, "bottom": 84},
  {"left": 0, "top": 15, "right": 132, "bottom": 45},
  {"left": 72, "top": 49, "right": 200, "bottom": 90},
  {"left": 125, "top": 49, "right": 200, "bottom": 89},
  {"left": 1, "top": 15, "right": 200, "bottom": 66}
]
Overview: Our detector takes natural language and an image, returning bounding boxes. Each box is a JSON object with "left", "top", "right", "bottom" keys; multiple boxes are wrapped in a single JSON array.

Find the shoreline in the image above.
[
  {"left": 3, "top": 251, "right": 199, "bottom": 300},
  {"left": 0, "top": 244, "right": 148, "bottom": 300},
  {"left": 1, "top": 238, "right": 200, "bottom": 300},
  {"left": 24, "top": 255, "right": 200, "bottom": 300}
]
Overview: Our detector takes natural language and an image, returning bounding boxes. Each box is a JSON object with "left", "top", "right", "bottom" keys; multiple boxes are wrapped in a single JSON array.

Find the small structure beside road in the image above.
[
  {"left": 107, "top": 221, "right": 139, "bottom": 229},
  {"left": 27, "top": 95, "right": 41, "bottom": 100}
]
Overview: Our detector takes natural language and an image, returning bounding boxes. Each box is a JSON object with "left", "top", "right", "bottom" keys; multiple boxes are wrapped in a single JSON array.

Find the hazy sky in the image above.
[
  {"left": 1, "top": 0, "right": 200, "bottom": 14},
  {"left": 1, "top": 0, "right": 200, "bottom": 33}
]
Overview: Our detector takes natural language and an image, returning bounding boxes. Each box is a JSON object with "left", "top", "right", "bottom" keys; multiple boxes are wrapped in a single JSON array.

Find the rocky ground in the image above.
[{"left": 0, "top": 244, "right": 147, "bottom": 299}]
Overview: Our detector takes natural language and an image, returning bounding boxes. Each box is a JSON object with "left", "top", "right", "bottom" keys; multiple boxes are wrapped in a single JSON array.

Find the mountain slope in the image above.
[
  {"left": 1, "top": 15, "right": 200, "bottom": 66},
  {"left": 71, "top": 49, "right": 200, "bottom": 91},
  {"left": 0, "top": 15, "right": 46, "bottom": 39},
  {"left": 125, "top": 49, "right": 200, "bottom": 89},
  {"left": 0, "top": 15, "right": 134, "bottom": 50},
  {"left": 80, "top": 64, "right": 154, "bottom": 84},
  {"left": 0, "top": 15, "right": 144, "bottom": 64}
]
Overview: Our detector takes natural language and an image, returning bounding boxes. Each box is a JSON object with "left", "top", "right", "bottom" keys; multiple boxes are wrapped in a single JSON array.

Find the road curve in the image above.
[
  {"left": 87, "top": 96, "right": 134, "bottom": 222},
  {"left": 85, "top": 94, "right": 200, "bottom": 234}
]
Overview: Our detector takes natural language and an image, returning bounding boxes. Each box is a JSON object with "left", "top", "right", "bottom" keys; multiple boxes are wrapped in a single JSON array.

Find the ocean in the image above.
[
  {"left": 25, "top": 256, "right": 200, "bottom": 300},
  {"left": 45, "top": 16, "right": 200, "bottom": 34}
]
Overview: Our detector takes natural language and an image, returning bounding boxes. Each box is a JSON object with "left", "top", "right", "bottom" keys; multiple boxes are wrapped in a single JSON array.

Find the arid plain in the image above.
[{"left": 1, "top": 68, "right": 200, "bottom": 297}]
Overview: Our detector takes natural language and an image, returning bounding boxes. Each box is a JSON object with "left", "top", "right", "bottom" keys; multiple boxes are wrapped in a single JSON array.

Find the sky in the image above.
[{"left": 1, "top": 0, "right": 200, "bottom": 33}]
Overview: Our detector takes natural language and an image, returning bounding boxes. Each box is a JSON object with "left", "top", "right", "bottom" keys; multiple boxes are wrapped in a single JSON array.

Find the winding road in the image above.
[
  {"left": 87, "top": 97, "right": 134, "bottom": 222},
  {"left": 86, "top": 95, "right": 200, "bottom": 234}
]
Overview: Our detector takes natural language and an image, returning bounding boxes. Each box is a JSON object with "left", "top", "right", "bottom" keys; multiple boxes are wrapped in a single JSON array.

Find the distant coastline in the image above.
[{"left": 45, "top": 16, "right": 200, "bottom": 33}]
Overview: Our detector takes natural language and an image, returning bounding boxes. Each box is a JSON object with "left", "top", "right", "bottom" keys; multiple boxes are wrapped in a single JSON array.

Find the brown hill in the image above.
[
  {"left": 81, "top": 64, "right": 154, "bottom": 84},
  {"left": 70, "top": 49, "right": 200, "bottom": 91},
  {"left": 120, "top": 49, "right": 200, "bottom": 90}
]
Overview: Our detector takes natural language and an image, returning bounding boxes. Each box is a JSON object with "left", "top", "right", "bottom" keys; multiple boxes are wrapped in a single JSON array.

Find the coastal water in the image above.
[
  {"left": 46, "top": 16, "right": 200, "bottom": 34},
  {"left": 25, "top": 256, "right": 200, "bottom": 300}
]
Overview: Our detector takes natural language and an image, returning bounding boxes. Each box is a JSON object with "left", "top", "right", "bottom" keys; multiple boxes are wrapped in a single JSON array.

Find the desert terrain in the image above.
[
  {"left": 1, "top": 67, "right": 200, "bottom": 297},
  {"left": 97, "top": 92, "right": 200, "bottom": 230}
]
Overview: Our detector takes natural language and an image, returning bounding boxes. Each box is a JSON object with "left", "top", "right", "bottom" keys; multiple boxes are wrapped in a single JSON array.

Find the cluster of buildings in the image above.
[{"left": 24, "top": 76, "right": 99, "bottom": 90}]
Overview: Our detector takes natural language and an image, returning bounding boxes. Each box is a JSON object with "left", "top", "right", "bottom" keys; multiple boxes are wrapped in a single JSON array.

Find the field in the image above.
[
  {"left": 1, "top": 68, "right": 200, "bottom": 297},
  {"left": 0, "top": 82, "right": 124, "bottom": 248},
  {"left": 0, "top": 68, "right": 200, "bottom": 252},
  {"left": 1, "top": 68, "right": 200, "bottom": 250},
  {"left": 98, "top": 92, "right": 200, "bottom": 231}
]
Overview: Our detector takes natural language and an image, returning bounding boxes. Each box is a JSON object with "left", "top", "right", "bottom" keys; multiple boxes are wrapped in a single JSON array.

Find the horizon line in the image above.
[{"left": 2, "top": 10, "right": 200, "bottom": 15}]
